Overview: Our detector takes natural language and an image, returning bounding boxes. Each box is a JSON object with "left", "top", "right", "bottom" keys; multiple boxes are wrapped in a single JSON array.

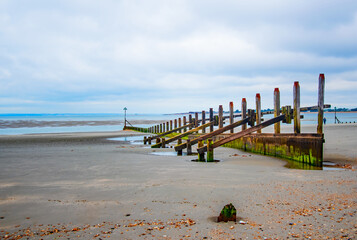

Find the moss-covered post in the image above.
[
  {"left": 218, "top": 105, "right": 223, "bottom": 129},
  {"left": 317, "top": 74, "right": 325, "bottom": 134},
  {"left": 187, "top": 139, "right": 192, "bottom": 155},
  {"left": 274, "top": 88, "right": 280, "bottom": 134},
  {"left": 293, "top": 81, "right": 301, "bottom": 134},
  {"left": 202, "top": 110, "right": 206, "bottom": 133},
  {"left": 229, "top": 101, "right": 234, "bottom": 133},
  {"left": 189, "top": 114, "right": 192, "bottom": 130},
  {"left": 177, "top": 138, "right": 183, "bottom": 156},
  {"left": 256, "top": 93, "right": 261, "bottom": 133},
  {"left": 183, "top": 116, "right": 187, "bottom": 132},
  {"left": 161, "top": 138, "right": 166, "bottom": 148},
  {"left": 207, "top": 139, "right": 214, "bottom": 162},
  {"left": 197, "top": 140, "right": 205, "bottom": 161},
  {"left": 195, "top": 112, "right": 199, "bottom": 128},
  {"left": 242, "top": 98, "right": 247, "bottom": 131},
  {"left": 209, "top": 108, "right": 214, "bottom": 132},
  {"left": 178, "top": 118, "right": 182, "bottom": 133}
]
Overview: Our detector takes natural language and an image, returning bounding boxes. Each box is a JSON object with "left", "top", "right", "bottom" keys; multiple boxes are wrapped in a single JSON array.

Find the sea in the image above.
[{"left": 0, "top": 112, "right": 356, "bottom": 135}]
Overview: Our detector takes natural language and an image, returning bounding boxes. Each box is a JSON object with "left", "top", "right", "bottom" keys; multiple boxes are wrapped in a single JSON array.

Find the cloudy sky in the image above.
[{"left": 1, "top": 0, "right": 357, "bottom": 114}]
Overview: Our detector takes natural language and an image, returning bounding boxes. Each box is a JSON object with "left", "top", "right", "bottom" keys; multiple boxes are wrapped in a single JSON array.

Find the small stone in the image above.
[
  {"left": 217, "top": 203, "right": 237, "bottom": 222},
  {"left": 239, "top": 220, "right": 247, "bottom": 225}
]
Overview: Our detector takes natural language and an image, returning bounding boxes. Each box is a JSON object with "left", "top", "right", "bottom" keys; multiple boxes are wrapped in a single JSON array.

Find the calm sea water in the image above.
[{"left": 0, "top": 112, "right": 356, "bottom": 135}]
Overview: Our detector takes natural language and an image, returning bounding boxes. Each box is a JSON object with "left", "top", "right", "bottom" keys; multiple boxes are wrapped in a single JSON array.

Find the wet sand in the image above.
[{"left": 0, "top": 125, "right": 356, "bottom": 239}]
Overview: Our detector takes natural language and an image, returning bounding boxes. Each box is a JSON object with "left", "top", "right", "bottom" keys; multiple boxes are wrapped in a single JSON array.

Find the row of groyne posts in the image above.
[{"left": 124, "top": 74, "right": 330, "bottom": 167}]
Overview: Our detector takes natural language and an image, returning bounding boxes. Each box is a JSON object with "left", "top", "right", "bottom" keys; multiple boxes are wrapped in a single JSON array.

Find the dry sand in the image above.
[{"left": 0, "top": 125, "right": 356, "bottom": 239}]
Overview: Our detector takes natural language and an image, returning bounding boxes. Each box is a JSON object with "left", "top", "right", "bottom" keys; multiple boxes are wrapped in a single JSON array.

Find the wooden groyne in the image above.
[{"left": 124, "top": 74, "right": 330, "bottom": 167}]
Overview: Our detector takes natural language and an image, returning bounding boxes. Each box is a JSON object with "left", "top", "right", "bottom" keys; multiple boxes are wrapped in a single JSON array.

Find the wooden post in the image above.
[
  {"left": 162, "top": 123, "right": 165, "bottom": 133},
  {"left": 177, "top": 138, "right": 183, "bottom": 155},
  {"left": 170, "top": 120, "right": 173, "bottom": 131},
  {"left": 242, "top": 98, "right": 247, "bottom": 131},
  {"left": 148, "top": 137, "right": 152, "bottom": 145},
  {"left": 207, "top": 139, "right": 213, "bottom": 162},
  {"left": 195, "top": 112, "right": 199, "bottom": 128},
  {"left": 156, "top": 138, "right": 161, "bottom": 144},
  {"left": 202, "top": 110, "right": 206, "bottom": 133},
  {"left": 198, "top": 140, "right": 205, "bottom": 161},
  {"left": 274, "top": 88, "right": 280, "bottom": 134},
  {"left": 174, "top": 119, "right": 177, "bottom": 129},
  {"left": 189, "top": 114, "right": 192, "bottom": 129},
  {"left": 166, "top": 121, "right": 169, "bottom": 132},
  {"left": 161, "top": 138, "right": 166, "bottom": 148},
  {"left": 183, "top": 116, "right": 187, "bottom": 132},
  {"left": 229, "top": 101, "right": 234, "bottom": 133},
  {"left": 293, "top": 81, "right": 301, "bottom": 134},
  {"left": 187, "top": 139, "right": 192, "bottom": 155},
  {"left": 256, "top": 94, "right": 261, "bottom": 133},
  {"left": 178, "top": 118, "right": 182, "bottom": 133},
  {"left": 144, "top": 136, "right": 147, "bottom": 144},
  {"left": 317, "top": 74, "right": 325, "bottom": 134},
  {"left": 209, "top": 108, "right": 214, "bottom": 132},
  {"left": 218, "top": 105, "right": 223, "bottom": 129}
]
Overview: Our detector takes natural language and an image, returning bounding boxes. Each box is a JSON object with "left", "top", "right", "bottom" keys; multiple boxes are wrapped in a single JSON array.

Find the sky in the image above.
[{"left": 0, "top": 0, "right": 357, "bottom": 114}]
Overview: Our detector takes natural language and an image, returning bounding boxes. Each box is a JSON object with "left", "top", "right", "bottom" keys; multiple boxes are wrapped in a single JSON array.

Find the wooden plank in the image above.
[
  {"left": 202, "top": 110, "right": 206, "bottom": 133},
  {"left": 209, "top": 108, "right": 214, "bottom": 132},
  {"left": 229, "top": 102, "right": 234, "bottom": 133},
  {"left": 150, "top": 122, "right": 193, "bottom": 140},
  {"left": 274, "top": 88, "right": 280, "bottom": 134},
  {"left": 317, "top": 74, "right": 325, "bottom": 134},
  {"left": 175, "top": 117, "right": 250, "bottom": 151},
  {"left": 242, "top": 98, "right": 247, "bottom": 131},
  {"left": 218, "top": 105, "right": 223, "bottom": 128},
  {"left": 256, "top": 94, "right": 261, "bottom": 133},
  {"left": 293, "top": 81, "right": 301, "bottom": 134},
  {"left": 197, "top": 115, "right": 286, "bottom": 154},
  {"left": 151, "top": 122, "right": 212, "bottom": 148}
]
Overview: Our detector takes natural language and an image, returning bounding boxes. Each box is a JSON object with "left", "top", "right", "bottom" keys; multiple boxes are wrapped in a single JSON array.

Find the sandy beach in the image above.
[{"left": 0, "top": 124, "right": 356, "bottom": 239}]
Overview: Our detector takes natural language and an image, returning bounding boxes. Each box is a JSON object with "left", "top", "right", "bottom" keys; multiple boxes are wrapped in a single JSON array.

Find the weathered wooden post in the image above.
[
  {"left": 209, "top": 108, "right": 214, "bottom": 132},
  {"left": 198, "top": 140, "right": 205, "bottom": 161},
  {"left": 229, "top": 101, "right": 234, "bottom": 133},
  {"left": 242, "top": 98, "right": 247, "bottom": 131},
  {"left": 187, "top": 139, "right": 192, "bottom": 155},
  {"left": 195, "top": 112, "right": 199, "bottom": 128},
  {"left": 177, "top": 138, "right": 183, "bottom": 155},
  {"left": 189, "top": 114, "right": 193, "bottom": 130},
  {"left": 166, "top": 121, "right": 169, "bottom": 132},
  {"left": 148, "top": 137, "right": 152, "bottom": 144},
  {"left": 256, "top": 94, "right": 261, "bottom": 133},
  {"left": 317, "top": 74, "right": 325, "bottom": 134},
  {"left": 174, "top": 119, "right": 177, "bottom": 129},
  {"left": 293, "top": 81, "right": 301, "bottom": 134},
  {"left": 160, "top": 124, "right": 163, "bottom": 133},
  {"left": 169, "top": 120, "right": 172, "bottom": 131},
  {"left": 274, "top": 88, "right": 280, "bottom": 134},
  {"left": 202, "top": 110, "right": 206, "bottom": 133},
  {"left": 183, "top": 116, "right": 187, "bottom": 132},
  {"left": 218, "top": 105, "right": 223, "bottom": 129},
  {"left": 162, "top": 123, "right": 165, "bottom": 133},
  {"left": 207, "top": 139, "right": 214, "bottom": 162},
  {"left": 161, "top": 138, "right": 166, "bottom": 148},
  {"left": 178, "top": 118, "right": 182, "bottom": 133},
  {"left": 144, "top": 136, "right": 147, "bottom": 144}
]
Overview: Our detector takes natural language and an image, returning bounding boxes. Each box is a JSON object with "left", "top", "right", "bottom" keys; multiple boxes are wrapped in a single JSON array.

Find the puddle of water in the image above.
[
  {"left": 150, "top": 151, "right": 191, "bottom": 156},
  {"left": 107, "top": 135, "right": 148, "bottom": 145},
  {"left": 284, "top": 160, "right": 346, "bottom": 171}
]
